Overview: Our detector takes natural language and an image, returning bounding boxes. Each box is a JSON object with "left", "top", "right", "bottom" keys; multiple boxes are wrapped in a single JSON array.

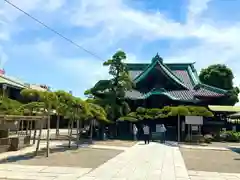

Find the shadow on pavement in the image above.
[{"left": 0, "top": 144, "right": 90, "bottom": 164}]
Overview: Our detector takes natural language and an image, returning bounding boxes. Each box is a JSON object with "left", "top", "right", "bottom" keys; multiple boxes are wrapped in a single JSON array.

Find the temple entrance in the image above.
[
  {"left": 165, "top": 125, "right": 177, "bottom": 141},
  {"left": 146, "top": 117, "right": 178, "bottom": 141}
]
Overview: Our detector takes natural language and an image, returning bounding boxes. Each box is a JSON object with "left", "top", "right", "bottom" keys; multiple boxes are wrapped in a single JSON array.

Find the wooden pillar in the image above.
[
  {"left": 35, "top": 119, "right": 43, "bottom": 156},
  {"left": 76, "top": 120, "right": 80, "bottom": 147},
  {"left": 46, "top": 111, "right": 51, "bottom": 157},
  {"left": 177, "top": 114, "right": 180, "bottom": 142}
]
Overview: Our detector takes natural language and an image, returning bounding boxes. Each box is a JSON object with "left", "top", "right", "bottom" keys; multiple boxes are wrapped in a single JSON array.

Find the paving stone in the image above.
[
  {"left": 0, "top": 141, "right": 192, "bottom": 180},
  {"left": 41, "top": 166, "right": 91, "bottom": 175},
  {"left": 175, "top": 166, "right": 189, "bottom": 178},
  {"left": 0, "top": 172, "right": 56, "bottom": 180},
  {"left": 77, "top": 177, "right": 96, "bottom": 180}
]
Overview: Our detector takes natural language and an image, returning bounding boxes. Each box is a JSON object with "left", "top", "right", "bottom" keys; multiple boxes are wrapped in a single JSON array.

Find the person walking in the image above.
[
  {"left": 133, "top": 124, "right": 138, "bottom": 141},
  {"left": 160, "top": 124, "right": 167, "bottom": 143},
  {"left": 143, "top": 124, "right": 150, "bottom": 144}
]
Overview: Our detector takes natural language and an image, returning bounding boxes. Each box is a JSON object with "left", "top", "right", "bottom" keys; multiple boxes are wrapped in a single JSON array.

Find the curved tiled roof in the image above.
[{"left": 125, "top": 55, "right": 227, "bottom": 101}]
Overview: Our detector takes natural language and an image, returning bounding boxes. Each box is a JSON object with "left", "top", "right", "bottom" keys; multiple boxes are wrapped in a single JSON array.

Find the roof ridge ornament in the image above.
[{"left": 152, "top": 53, "right": 163, "bottom": 63}]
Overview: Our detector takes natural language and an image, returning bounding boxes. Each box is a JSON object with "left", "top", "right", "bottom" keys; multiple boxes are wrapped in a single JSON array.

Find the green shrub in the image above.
[
  {"left": 213, "top": 134, "right": 224, "bottom": 142},
  {"left": 220, "top": 131, "right": 240, "bottom": 142}
]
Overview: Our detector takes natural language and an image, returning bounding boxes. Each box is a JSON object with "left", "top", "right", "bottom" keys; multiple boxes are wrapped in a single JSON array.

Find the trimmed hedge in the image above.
[{"left": 215, "top": 131, "right": 240, "bottom": 142}]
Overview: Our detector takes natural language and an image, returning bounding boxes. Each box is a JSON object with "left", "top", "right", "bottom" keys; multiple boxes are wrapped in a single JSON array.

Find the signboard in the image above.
[
  {"left": 156, "top": 124, "right": 161, "bottom": 132},
  {"left": 185, "top": 116, "right": 203, "bottom": 125},
  {"left": 191, "top": 125, "right": 198, "bottom": 131},
  {"left": 204, "top": 120, "right": 224, "bottom": 125}
]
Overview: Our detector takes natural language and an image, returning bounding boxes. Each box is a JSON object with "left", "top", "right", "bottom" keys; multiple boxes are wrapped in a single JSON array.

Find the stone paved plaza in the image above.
[
  {"left": 0, "top": 142, "right": 189, "bottom": 180},
  {"left": 0, "top": 140, "right": 239, "bottom": 180}
]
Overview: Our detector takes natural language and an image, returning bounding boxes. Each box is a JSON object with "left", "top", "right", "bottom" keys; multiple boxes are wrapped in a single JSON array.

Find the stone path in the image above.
[
  {"left": 189, "top": 170, "right": 240, "bottom": 180},
  {"left": 81, "top": 142, "right": 189, "bottom": 180},
  {"left": 0, "top": 142, "right": 189, "bottom": 180},
  {"left": 2, "top": 141, "right": 239, "bottom": 180}
]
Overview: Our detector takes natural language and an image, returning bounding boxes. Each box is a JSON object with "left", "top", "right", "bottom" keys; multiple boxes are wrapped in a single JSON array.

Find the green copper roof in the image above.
[
  {"left": 124, "top": 54, "right": 228, "bottom": 103},
  {"left": 133, "top": 58, "right": 189, "bottom": 90},
  {"left": 126, "top": 55, "right": 227, "bottom": 96}
]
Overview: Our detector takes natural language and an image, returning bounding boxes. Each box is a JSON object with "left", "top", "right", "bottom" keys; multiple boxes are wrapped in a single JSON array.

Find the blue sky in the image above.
[{"left": 1, "top": 0, "right": 240, "bottom": 101}]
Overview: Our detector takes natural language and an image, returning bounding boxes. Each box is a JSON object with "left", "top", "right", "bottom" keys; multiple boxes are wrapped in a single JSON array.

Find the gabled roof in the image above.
[
  {"left": 125, "top": 54, "right": 227, "bottom": 101},
  {"left": 133, "top": 55, "right": 189, "bottom": 90}
]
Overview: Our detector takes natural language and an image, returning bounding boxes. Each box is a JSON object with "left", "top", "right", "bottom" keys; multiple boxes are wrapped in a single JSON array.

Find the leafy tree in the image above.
[
  {"left": 87, "top": 102, "right": 109, "bottom": 141},
  {"left": 20, "top": 89, "right": 41, "bottom": 102},
  {"left": 54, "top": 90, "right": 72, "bottom": 136},
  {"left": 39, "top": 91, "right": 58, "bottom": 157},
  {"left": 85, "top": 51, "right": 134, "bottom": 136},
  {"left": 120, "top": 106, "right": 213, "bottom": 122},
  {"left": 20, "top": 89, "right": 45, "bottom": 144},
  {"left": 199, "top": 64, "right": 239, "bottom": 105},
  {"left": 0, "top": 97, "right": 23, "bottom": 115}
]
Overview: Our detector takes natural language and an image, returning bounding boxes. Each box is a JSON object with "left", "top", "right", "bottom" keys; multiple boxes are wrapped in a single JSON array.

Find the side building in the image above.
[{"left": 0, "top": 70, "right": 48, "bottom": 100}]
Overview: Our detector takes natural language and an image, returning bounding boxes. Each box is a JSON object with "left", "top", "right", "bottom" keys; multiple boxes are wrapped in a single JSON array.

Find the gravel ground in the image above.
[
  {"left": 181, "top": 148, "right": 240, "bottom": 173},
  {"left": 2, "top": 146, "right": 123, "bottom": 169}
]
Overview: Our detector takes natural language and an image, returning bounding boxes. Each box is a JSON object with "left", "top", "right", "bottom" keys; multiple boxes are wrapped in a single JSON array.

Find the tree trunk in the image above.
[
  {"left": 76, "top": 120, "right": 80, "bottom": 147},
  {"left": 21, "top": 120, "right": 24, "bottom": 133},
  {"left": 46, "top": 112, "right": 51, "bottom": 157},
  {"left": 68, "top": 120, "right": 70, "bottom": 134},
  {"left": 35, "top": 120, "right": 43, "bottom": 156},
  {"left": 177, "top": 114, "right": 180, "bottom": 142},
  {"left": 29, "top": 121, "right": 32, "bottom": 138},
  {"left": 16, "top": 120, "right": 20, "bottom": 135},
  {"left": 33, "top": 122, "right": 37, "bottom": 144},
  {"left": 56, "top": 115, "right": 60, "bottom": 136},
  {"left": 26, "top": 121, "right": 29, "bottom": 135},
  {"left": 89, "top": 119, "right": 93, "bottom": 143},
  {"left": 68, "top": 120, "right": 73, "bottom": 148}
]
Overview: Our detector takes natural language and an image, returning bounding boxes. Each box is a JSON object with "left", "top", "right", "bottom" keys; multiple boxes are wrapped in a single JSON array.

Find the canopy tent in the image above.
[
  {"left": 227, "top": 118, "right": 240, "bottom": 124},
  {"left": 208, "top": 105, "right": 240, "bottom": 113},
  {"left": 228, "top": 112, "right": 240, "bottom": 119},
  {"left": 0, "top": 115, "right": 47, "bottom": 121}
]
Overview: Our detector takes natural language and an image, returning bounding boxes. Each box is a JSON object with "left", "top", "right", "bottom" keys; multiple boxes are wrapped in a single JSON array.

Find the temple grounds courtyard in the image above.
[
  {"left": 0, "top": 130, "right": 239, "bottom": 180},
  {"left": 2, "top": 147, "right": 123, "bottom": 169},
  {"left": 181, "top": 147, "right": 240, "bottom": 173}
]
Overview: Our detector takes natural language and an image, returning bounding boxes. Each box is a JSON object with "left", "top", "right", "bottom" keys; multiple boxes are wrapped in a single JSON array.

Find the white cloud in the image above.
[
  {"left": 70, "top": 0, "right": 189, "bottom": 41},
  {"left": 187, "top": 0, "right": 212, "bottom": 23},
  {"left": 1, "top": 0, "right": 240, "bottom": 100},
  {"left": 0, "top": 0, "right": 66, "bottom": 22},
  {"left": 0, "top": 47, "right": 7, "bottom": 68},
  {"left": 69, "top": 0, "right": 240, "bottom": 68}
]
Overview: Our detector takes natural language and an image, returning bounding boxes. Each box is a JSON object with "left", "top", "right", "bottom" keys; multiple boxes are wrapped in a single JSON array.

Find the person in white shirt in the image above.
[
  {"left": 133, "top": 124, "right": 138, "bottom": 141},
  {"left": 143, "top": 124, "right": 150, "bottom": 144},
  {"left": 159, "top": 124, "right": 167, "bottom": 143}
]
